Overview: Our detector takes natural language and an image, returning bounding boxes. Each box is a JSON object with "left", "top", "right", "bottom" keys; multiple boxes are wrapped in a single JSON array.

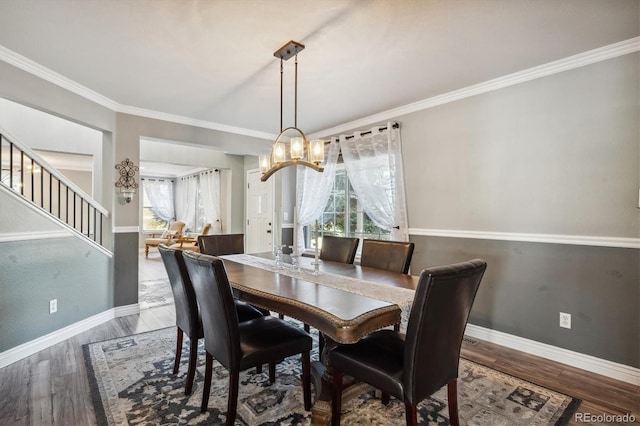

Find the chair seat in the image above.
[
  {"left": 330, "top": 329, "right": 405, "bottom": 400},
  {"left": 147, "top": 237, "right": 170, "bottom": 245},
  {"left": 238, "top": 316, "right": 312, "bottom": 370}
]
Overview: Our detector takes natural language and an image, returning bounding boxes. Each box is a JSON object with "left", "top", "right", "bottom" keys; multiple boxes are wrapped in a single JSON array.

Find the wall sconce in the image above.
[{"left": 115, "top": 158, "right": 139, "bottom": 203}]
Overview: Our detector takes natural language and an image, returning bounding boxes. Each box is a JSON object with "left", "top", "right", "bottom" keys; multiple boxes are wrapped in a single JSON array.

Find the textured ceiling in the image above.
[{"left": 0, "top": 0, "right": 638, "bottom": 140}]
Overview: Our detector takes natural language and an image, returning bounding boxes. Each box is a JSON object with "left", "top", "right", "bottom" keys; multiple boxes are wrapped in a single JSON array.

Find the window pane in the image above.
[{"left": 142, "top": 207, "right": 168, "bottom": 230}]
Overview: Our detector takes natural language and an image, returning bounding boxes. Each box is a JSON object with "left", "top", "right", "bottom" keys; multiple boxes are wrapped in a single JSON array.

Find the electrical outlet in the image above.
[
  {"left": 559, "top": 312, "right": 571, "bottom": 329},
  {"left": 49, "top": 299, "right": 58, "bottom": 314}
]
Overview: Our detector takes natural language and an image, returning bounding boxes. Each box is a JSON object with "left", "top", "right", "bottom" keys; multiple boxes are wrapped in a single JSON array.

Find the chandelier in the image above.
[{"left": 259, "top": 40, "right": 325, "bottom": 182}]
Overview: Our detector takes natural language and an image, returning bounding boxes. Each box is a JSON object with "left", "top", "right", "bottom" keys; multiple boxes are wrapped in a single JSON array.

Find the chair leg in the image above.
[
  {"left": 304, "top": 323, "right": 310, "bottom": 332},
  {"left": 301, "top": 351, "right": 311, "bottom": 411},
  {"left": 381, "top": 392, "right": 390, "bottom": 405},
  {"left": 173, "top": 328, "right": 183, "bottom": 374},
  {"left": 447, "top": 379, "right": 459, "bottom": 426},
  {"left": 145, "top": 244, "right": 149, "bottom": 257},
  {"left": 332, "top": 369, "right": 343, "bottom": 426},
  {"left": 269, "top": 362, "right": 276, "bottom": 383},
  {"left": 226, "top": 371, "right": 240, "bottom": 426},
  {"left": 200, "top": 353, "right": 213, "bottom": 413},
  {"left": 319, "top": 334, "right": 325, "bottom": 354},
  {"left": 279, "top": 313, "right": 284, "bottom": 319},
  {"left": 404, "top": 402, "right": 417, "bottom": 426},
  {"left": 184, "top": 337, "right": 198, "bottom": 395},
  {"left": 393, "top": 323, "right": 400, "bottom": 332}
]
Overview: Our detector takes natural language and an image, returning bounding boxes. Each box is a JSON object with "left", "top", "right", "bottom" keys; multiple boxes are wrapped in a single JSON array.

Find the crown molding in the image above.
[
  {"left": 310, "top": 36, "right": 640, "bottom": 139},
  {"left": 0, "top": 45, "right": 274, "bottom": 140},
  {"left": 409, "top": 228, "right": 640, "bottom": 249},
  {"left": 0, "top": 45, "right": 120, "bottom": 110},
  {"left": 117, "top": 104, "right": 276, "bottom": 141},
  {"left": 2, "top": 37, "right": 638, "bottom": 142}
]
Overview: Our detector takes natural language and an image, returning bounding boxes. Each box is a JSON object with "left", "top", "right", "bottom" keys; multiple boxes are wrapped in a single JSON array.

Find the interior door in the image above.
[{"left": 246, "top": 170, "right": 273, "bottom": 253}]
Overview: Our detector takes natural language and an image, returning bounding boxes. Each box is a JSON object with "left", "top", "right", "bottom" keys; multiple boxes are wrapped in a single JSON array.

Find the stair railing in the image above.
[{"left": 0, "top": 129, "right": 109, "bottom": 247}]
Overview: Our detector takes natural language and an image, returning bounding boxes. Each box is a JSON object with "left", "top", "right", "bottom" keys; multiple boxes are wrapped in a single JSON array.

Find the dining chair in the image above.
[
  {"left": 320, "top": 235, "right": 359, "bottom": 264},
  {"left": 329, "top": 259, "right": 487, "bottom": 426},
  {"left": 157, "top": 244, "right": 266, "bottom": 395},
  {"left": 197, "top": 233, "right": 270, "bottom": 320},
  {"left": 182, "top": 251, "right": 312, "bottom": 424},
  {"left": 197, "top": 233, "right": 245, "bottom": 256},
  {"left": 360, "top": 239, "right": 415, "bottom": 274}
]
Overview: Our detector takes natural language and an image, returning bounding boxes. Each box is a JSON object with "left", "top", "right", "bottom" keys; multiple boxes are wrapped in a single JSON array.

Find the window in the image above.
[
  {"left": 307, "top": 165, "right": 390, "bottom": 252},
  {"left": 142, "top": 179, "right": 171, "bottom": 231}
]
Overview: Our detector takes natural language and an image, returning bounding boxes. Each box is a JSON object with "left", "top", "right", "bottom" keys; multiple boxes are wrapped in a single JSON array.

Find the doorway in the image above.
[{"left": 246, "top": 169, "right": 273, "bottom": 253}]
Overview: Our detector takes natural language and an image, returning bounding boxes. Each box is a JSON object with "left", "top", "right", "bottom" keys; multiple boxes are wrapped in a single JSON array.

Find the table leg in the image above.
[{"left": 310, "top": 334, "right": 336, "bottom": 425}]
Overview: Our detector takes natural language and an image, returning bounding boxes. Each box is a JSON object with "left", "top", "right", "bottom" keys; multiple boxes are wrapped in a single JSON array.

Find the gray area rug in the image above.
[
  {"left": 138, "top": 278, "right": 173, "bottom": 309},
  {"left": 84, "top": 327, "right": 580, "bottom": 425}
]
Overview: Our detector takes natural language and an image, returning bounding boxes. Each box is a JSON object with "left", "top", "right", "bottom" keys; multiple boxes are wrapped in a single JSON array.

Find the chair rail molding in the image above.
[
  {"left": 113, "top": 226, "right": 140, "bottom": 233},
  {"left": 408, "top": 228, "right": 640, "bottom": 249}
]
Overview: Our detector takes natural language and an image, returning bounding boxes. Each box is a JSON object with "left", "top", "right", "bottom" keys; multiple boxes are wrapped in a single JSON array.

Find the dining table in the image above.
[{"left": 220, "top": 252, "right": 419, "bottom": 425}]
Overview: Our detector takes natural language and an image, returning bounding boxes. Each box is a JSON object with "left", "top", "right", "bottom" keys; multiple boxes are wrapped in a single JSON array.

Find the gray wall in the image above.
[
  {"left": 409, "top": 235, "right": 639, "bottom": 367},
  {"left": 0, "top": 60, "right": 270, "bottom": 354},
  {"left": 0, "top": 188, "right": 113, "bottom": 351},
  {"left": 402, "top": 54, "right": 639, "bottom": 238},
  {"left": 399, "top": 54, "right": 639, "bottom": 367}
]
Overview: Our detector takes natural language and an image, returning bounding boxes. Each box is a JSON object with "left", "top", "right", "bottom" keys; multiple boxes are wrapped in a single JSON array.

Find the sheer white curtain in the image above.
[
  {"left": 295, "top": 138, "right": 340, "bottom": 251},
  {"left": 175, "top": 175, "right": 198, "bottom": 232},
  {"left": 199, "top": 169, "right": 222, "bottom": 234},
  {"left": 143, "top": 178, "right": 174, "bottom": 221},
  {"left": 339, "top": 123, "right": 409, "bottom": 241}
]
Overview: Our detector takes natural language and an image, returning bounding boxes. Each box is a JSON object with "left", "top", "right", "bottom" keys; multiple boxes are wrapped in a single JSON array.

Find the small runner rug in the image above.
[{"left": 84, "top": 327, "right": 580, "bottom": 425}]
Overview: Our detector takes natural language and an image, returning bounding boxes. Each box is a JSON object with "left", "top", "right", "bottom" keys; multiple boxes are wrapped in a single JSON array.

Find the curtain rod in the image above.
[{"left": 331, "top": 122, "right": 399, "bottom": 141}]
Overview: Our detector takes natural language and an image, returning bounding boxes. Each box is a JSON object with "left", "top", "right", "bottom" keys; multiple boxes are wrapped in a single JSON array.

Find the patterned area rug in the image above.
[
  {"left": 138, "top": 278, "right": 173, "bottom": 309},
  {"left": 84, "top": 327, "right": 580, "bottom": 425}
]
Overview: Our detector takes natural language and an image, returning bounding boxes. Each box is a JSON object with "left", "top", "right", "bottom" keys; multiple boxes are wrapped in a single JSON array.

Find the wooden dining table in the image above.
[{"left": 220, "top": 252, "right": 419, "bottom": 425}]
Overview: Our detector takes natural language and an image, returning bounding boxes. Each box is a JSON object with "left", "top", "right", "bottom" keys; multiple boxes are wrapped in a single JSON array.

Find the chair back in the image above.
[
  {"left": 320, "top": 236, "right": 359, "bottom": 264},
  {"left": 403, "top": 259, "right": 487, "bottom": 405},
  {"left": 360, "top": 239, "right": 415, "bottom": 274},
  {"left": 158, "top": 244, "right": 200, "bottom": 337},
  {"left": 197, "top": 234, "right": 244, "bottom": 256},
  {"left": 168, "top": 221, "right": 186, "bottom": 238},
  {"left": 200, "top": 223, "right": 212, "bottom": 236},
  {"left": 183, "top": 251, "right": 241, "bottom": 371}
]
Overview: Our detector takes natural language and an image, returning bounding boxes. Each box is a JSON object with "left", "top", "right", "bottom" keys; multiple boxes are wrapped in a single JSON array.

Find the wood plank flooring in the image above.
[{"left": 0, "top": 252, "right": 638, "bottom": 425}]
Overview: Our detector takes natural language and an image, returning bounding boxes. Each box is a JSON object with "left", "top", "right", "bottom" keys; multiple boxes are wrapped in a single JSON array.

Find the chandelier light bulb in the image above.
[{"left": 290, "top": 137, "right": 304, "bottom": 159}]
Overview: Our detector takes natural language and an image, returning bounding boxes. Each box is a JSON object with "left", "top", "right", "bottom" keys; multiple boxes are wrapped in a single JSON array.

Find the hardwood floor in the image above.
[{"left": 0, "top": 253, "right": 637, "bottom": 425}]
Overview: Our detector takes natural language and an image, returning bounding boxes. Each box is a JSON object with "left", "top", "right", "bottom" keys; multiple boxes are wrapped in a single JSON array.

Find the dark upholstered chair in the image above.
[
  {"left": 360, "top": 239, "right": 415, "bottom": 274},
  {"left": 182, "top": 251, "right": 312, "bottom": 424},
  {"left": 198, "top": 233, "right": 244, "bottom": 256},
  {"left": 157, "top": 244, "right": 265, "bottom": 395},
  {"left": 320, "top": 235, "right": 359, "bottom": 264},
  {"left": 329, "top": 259, "right": 487, "bottom": 426},
  {"left": 197, "top": 233, "right": 270, "bottom": 319}
]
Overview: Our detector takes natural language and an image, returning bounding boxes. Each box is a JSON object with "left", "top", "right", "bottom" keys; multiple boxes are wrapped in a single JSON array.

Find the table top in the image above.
[{"left": 221, "top": 253, "right": 419, "bottom": 343}]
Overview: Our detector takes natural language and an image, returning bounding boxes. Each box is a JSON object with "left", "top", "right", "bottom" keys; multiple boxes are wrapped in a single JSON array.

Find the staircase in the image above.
[{"left": 0, "top": 127, "right": 110, "bottom": 250}]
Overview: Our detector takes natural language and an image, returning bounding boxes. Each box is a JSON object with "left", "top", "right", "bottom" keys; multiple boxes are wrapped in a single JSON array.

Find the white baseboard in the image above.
[
  {"left": 465, "top": 323, "right": 640, "bottom": 386},
  {"left": 0, "top": 303, "right": 140, "bottom": 369}
]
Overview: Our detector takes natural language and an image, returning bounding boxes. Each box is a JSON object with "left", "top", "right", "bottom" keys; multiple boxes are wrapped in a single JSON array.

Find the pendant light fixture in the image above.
[{"left": 259, "top": 40, "right": 325, "bottom": 182}]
